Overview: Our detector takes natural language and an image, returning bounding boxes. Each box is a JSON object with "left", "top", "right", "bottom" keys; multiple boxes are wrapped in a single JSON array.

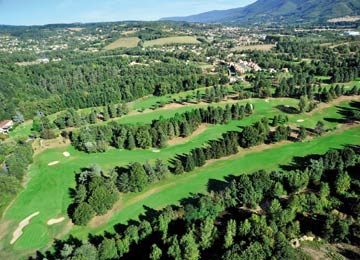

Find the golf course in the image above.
[{"left": 1, "top": 94, "right": 360, "bottom": 259}]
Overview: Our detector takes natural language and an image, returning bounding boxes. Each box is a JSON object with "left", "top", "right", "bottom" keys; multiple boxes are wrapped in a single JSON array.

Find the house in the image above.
[{"left": 0, "top": 120, "right": 14, "bottom": 134}]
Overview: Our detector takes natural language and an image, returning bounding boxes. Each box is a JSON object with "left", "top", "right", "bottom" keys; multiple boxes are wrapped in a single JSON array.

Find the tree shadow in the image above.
[
  {"left": 207, "top": 179, "right": 228, "bottom": 193},
  {"left": 276, "top": 105, "right": 299, "bottom": 114},
  {"left": 279, "top": 153, "right": 321, "bottom": 171},
  {"left": 337, "top": 248, "right": 360, "bottom": 260}
]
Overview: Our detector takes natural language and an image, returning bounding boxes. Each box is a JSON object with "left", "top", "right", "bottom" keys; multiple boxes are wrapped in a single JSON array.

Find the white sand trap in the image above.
[
  {"left": 48, "top": 161, "right": 60, "bottom": 166},
  {"left": 11, "top": 212, "right": 40, "bottom": 244},
  {"left": 63, "top": 152, "right": 70, "bottom": 157},
  {"left": 47, "top": 217, "right": 65, "bottom": 226},
  {"left": 297, "top": 119, "right": 305, "bottom": 123},
  {"left": 265, "top": 99, "right": 270, "bottom": 103},
  {"left": 152, "top": 149, "right": 161, "bottom": 153}
]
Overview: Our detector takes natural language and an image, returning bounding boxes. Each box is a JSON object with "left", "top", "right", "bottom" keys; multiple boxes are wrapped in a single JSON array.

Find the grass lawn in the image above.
[
  {"left": 144, "top": 36, "right": 200, "bottom": 47},
  {"left": 8, "top": 121, "right": 33, "bottom": 139},
  {"left": 104, "top": 37, "right": 140, "bottom": 50},
  {"left": 1, "top": 97, "right": 359, "bottom": 259}
]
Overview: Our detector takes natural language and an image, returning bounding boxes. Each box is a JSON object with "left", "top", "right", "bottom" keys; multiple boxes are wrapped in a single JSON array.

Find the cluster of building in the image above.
[{"left": 229, "top": 59, "right": 262, "bottom": 74}]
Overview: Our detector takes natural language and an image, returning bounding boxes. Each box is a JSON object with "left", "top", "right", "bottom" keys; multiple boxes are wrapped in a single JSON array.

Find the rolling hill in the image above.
[{"left": 162, "top": 0, "right": 360, "bottom": 25}]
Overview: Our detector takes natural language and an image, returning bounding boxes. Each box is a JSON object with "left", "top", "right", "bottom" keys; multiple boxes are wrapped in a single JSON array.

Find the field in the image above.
[
  {"left": 1, "top": 95, "right": 360, "bottom": 259},
  {"left": 104, "top": 37, "right": 140, "bottom": 50},
  {"left": 232, "top": 44, "right": 276, "bottom": 51},
  {"left": 143, "top": 36, "right": 200, "bottom": 47}
]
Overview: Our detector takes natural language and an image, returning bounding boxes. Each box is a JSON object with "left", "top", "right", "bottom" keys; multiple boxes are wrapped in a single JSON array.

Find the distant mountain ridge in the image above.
[{"left": 161, "top": 0, "right": 360, "bottom": 25}]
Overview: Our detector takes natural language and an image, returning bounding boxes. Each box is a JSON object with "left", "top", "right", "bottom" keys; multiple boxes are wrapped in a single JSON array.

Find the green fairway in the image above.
[
  {"left": 73, "top": 126, "right": 360, "bottom": 239},
  {"left": 1, "top": 97, "right": 359, "bottom": 259}
]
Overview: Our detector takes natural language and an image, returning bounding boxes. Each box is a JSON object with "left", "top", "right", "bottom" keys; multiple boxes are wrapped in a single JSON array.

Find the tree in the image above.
[
  {"left": 149, "top": 244, "right": 162, "bottom": 260},
  {"left": 40, "top": 129, "right": 57, "bottom": 139},
  {"left": 136, "top": 127, "right": 152, "bottom": 149},
  {"left": 89, "top": 111, "right": 97, "bottom": 124},
  {"left": 73, "top": 243, "right": 98, "bottom": 260},
  {"left": 74, "top": 184, "right": 87, "bottom": 203},
  {"left": 199, "top": 218, "right": 217, "bottom": 250},
  {"left": 315, "top": 121, "right": 325, "bottom": 136},
  {"left": 168, "top": 236, "right": 182, "bottom": 260},
  {"left": 98, "top": 238, "right": 118, "bottom": 260},
  {"left": 184, "top": 153, "right": 195, "bottom": 172},
  {"left": 13, "top": 111, "right": 24, "bottom": 124},
  {"left": 128, "top": 162, "right": 148, "bottom": 192},
  {"left": 154, "top": 159, "right": 169, "bottom": 179},
  {"left": 125, "top": 225, "right": 140, "bottom": 244},
  {"left": 139, "top": 220, "right": 153, "bottom": 240},
  {"left": 239, "top": 126, "right": 258, "bottom": 148},
  {"left": 245, "top": 103, "right": 253, "bottom": 114},
  {"left": 108, "top": 104, "right": 117, "bottom": 118},
  {"left": 238, "top": 219, "right": 251, "bottom": 237},
  {"left": 298, "top": 126, "right": 307, "bottom": 141},
  {"left": 144, "top": 161, "right": 157, "bottom": 183},
  {"left": 116, "top": 237, "right": 130, "bottom": 258},
  {"left": 335, "top": 172, "right": 351, "bottom": 195},
  {"left": 173, "top": 159, "right": 184, "bottom": 175},
  {"left": 72, "top": 202, "right": 95, "bottom": 226},
  {"left": 224, "top": 219, "right": 236, "bottom": 249},
  {"left": 88, "top": 185, "right": 118, "bottom": 215},
  {"left": 180, "top": 121, "right": 191, "bottom": 137},
  {"left": 180, "top": 232, "right": 199, "bottom": 260},
  {"left": 126, "top": 133, "right": 136, "bottom": 150},
  {"left": 298, "top": 95, "right": 308, "bottom": 113},
  {"left": 102, "top": 109, "right": 110, "bottom": 121}
]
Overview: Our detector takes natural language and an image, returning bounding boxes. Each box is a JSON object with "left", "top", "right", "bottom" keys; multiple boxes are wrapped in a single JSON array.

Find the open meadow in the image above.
[
  {"left": 143, "top": 36, "right": 200, "bottom": 47},
  {"left": 104, "top": 37, "right": 141, "bottom": 50}
]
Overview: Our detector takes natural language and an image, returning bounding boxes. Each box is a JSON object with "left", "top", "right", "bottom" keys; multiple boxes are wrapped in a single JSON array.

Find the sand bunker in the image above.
[
  {"left": 47, "top": 217, "right": 65, "bottom": 226},
  {"left": 152, "top": 149, "right": 161, "bottom": 153},
  {"left": 265, "top": 99, "right": 270, "bottom": 103},
  {"left": 63, "top": 152, "right": 70, "bottom": 157},
  {"left": 48, "top": 161, "right": 60, "bottom": 166},
  {"left": 10, "top": 212, "right": 40, "bottom": 244},
  {"left": 297, "top": 119, "right": 305, "bottom": 123}
]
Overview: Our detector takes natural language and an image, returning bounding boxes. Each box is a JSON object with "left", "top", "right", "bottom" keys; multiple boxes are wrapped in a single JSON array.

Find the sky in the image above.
[{"left": 0, "top": 0, "right": 255, "bottom": 25}]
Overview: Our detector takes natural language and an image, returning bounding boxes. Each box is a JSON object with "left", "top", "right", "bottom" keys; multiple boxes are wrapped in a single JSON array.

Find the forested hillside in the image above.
[
  {"left": 163, "top": 0, "right": 360, "bottom": 25},
  {"left": 0, "top": 54, "right": 219, "bottom": 121}
]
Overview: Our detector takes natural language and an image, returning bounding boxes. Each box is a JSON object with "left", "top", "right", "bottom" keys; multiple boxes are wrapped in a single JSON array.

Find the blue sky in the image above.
[{"left": 0, "top": 0, "right": 255, "bottom": 25}]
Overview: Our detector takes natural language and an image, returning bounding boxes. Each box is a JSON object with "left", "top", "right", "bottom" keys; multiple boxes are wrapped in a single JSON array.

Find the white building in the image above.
[
  {"left": 344, "top": 31, "right": 360, "bottom": 36},
  {"left": 0, "top": 120, "right": 14, "bottom": 134}
]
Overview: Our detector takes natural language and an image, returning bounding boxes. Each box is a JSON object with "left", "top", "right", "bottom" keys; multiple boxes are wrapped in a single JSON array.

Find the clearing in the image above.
[
  {"left": 328, "top": 16, "right": 360, "bottom": 23},
  {"left": 105, "top": 37, "right": 140, "bottom": 50},
  {"left": 144, "top": 36, "right": 200, "bottom": 47}
]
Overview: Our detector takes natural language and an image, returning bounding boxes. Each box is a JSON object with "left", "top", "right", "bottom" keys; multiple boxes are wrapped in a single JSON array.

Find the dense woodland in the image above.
[
  {"left": 0, "top": 141, "right": 33, "bottom": 216},
  {"left": 0, "top": 55, "right": 221, "bottom": 121},
  {"left": 38, "top": 146, "right": 360, "bottom": 260}
]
